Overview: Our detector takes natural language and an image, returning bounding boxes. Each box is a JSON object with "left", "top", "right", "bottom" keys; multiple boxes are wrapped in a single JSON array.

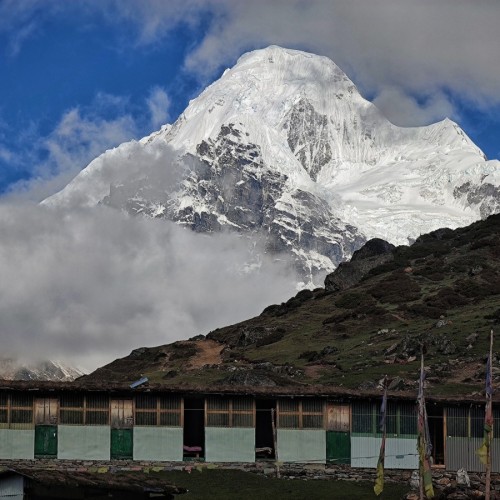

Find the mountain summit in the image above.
[{"left": 45, "top": 46, "right": 500, "bottom": 284}]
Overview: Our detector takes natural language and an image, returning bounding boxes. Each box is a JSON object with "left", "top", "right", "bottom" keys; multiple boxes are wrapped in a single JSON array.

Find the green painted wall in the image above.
[
  {"left": 205, "top": 427, "right": 255, "bottom": 463},
  {"left": 58, "top": 426, "right": 110, "bottom": 460},
  {"left": 133, "top": 427, "right": 183, "bottom": 461},
  {"left": 277, "top": 429, "right": 326, "bottom": 463},
  {"left": 0, "top": 429, "right": 34, "bottom": 459}
]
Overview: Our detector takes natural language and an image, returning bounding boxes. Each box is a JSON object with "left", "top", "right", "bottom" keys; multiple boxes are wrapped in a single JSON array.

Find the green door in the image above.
[
  {"left": 111, "top": 429, "right": 133, "bottom": 459},
  {"left": 35, "top": 425, "right": 58, "bottom": 457},
  {"left": 326, "top": 430, "right": 350, "bottom": 464}
]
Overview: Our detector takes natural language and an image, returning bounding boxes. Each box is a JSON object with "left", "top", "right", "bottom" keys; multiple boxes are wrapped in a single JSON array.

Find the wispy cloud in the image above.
[
  {"left": 147, "top": 86, "right": 171, "bottom": 130},
  {"left": 4, "top": 86, "right": 174, "bottom": 202}
]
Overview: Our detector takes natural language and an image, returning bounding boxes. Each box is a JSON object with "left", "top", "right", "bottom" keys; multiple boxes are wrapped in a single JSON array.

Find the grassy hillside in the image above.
[{"left": 82, "top": 214, "right": 500, "bottom": 396}]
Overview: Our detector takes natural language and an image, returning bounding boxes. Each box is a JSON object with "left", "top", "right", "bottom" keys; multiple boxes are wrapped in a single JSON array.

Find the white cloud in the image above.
[
  {"left": 93, "top": 0, "right": 500, "bottom": 125},
  {"left": 3, "top": 1, "right": 500, "bottom": 125},
  {"left": 0, "top": 202, "right": 295, "bottom": 371},
  {"left": 147, "top": 86, "right": 171, "bottom": 129},
  {"left": 372, "top": 88, "right": 456, "bottom": 127},
  {"left": 6, "top": 105, "right": 138, "bottom": 202}
]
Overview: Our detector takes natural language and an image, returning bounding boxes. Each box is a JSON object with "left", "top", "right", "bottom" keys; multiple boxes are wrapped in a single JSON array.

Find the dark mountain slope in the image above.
[{"left": 81, "top": 214, "right": 500, "bottom": 396}]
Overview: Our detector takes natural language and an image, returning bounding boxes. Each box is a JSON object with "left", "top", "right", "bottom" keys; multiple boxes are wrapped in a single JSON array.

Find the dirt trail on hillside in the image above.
[{"left": 188, "top": 340, "right": 224, "bottom": 369}]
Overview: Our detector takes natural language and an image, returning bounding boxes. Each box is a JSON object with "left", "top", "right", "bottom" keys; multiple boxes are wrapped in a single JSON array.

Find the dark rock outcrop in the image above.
[{"left": 324, "top": 238, "right": 395, "bottom": 292}]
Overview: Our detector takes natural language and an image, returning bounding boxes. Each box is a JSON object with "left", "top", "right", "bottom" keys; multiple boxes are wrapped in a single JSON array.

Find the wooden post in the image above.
[
  {"left": 485, "top": 330, "right": 494, "bottom": 500},
  {"left": 271, "top": 408, "right": 280, "bottom": 478}
]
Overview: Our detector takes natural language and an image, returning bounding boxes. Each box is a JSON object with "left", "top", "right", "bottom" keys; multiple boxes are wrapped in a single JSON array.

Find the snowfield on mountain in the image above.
[{"left": 45, "top": 46, "right": 500, "bottom": 285}]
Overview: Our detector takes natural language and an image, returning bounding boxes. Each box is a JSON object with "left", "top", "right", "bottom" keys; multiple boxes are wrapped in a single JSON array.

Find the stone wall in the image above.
[{"left": 1, "top": 459, "right": 500, "bottom": 499}]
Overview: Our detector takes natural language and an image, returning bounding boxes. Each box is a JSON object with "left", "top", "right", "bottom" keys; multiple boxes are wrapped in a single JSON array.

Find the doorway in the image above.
[
  {"left": 427, "top": 403, "right": 444, "bottom": 466},
  {"left": 183, "top": 397, "right": 205, "bottom": 459},
  {"left": 110, "top": 399, "right": 133, "bottom": 459},
  {"left": 34, "top": 398, "right": 58, "bottom": 458},
  {"left": 255, "top": 399, "right": 276, "bottom": 459},
  {"left": 326, "top": 403, "right": 351, "bottom": 464}
]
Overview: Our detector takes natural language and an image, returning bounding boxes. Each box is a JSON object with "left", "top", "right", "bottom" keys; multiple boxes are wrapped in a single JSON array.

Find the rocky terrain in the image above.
[{"left": 81, "top": 213, "right": 500, "bottom": 397}]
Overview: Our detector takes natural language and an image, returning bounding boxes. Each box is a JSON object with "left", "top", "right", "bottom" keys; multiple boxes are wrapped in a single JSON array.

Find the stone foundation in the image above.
[{"left": 1, "top": 459, "right": 500, "bottom": 498}]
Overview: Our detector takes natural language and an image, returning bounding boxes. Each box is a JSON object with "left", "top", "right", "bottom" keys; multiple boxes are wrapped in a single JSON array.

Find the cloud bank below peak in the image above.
[{"left": 0, "top": 202, "right": 296, "bottom": 372}]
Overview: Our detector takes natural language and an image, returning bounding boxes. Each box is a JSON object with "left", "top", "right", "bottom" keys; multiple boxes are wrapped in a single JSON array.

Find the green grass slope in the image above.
[{"left": 82, "top": 214, "right": 500, "bottom": 397}]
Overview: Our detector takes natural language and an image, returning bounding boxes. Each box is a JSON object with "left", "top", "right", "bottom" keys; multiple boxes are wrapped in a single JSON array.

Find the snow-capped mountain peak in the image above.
[{"left": 44, "top": 45, "right": 500, "bottom": 283}]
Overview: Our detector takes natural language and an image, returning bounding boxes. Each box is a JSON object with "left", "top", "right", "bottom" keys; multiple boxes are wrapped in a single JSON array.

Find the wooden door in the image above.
[
  {"left": 326, "top": 403, "right": 351, "bottom": 464},
  {"left": 110, "top": 399, "right": 133, "bottom": 459},
  {"left": 35, "top": 398, "right": 58, "bottom": 425}
]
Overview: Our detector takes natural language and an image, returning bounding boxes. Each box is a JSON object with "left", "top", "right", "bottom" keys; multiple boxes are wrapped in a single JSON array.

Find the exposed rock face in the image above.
[
  {"left": 324, "top": 238, "right": 395, "bottom": 292},
  {"left": 284, "top": 98, "right": 332, "bottom": 181}
]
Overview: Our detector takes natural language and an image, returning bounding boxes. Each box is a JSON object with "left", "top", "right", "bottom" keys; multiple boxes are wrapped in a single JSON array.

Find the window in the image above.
[
  {"left": 59, "top": 394, "right": 84, "bottom": 425},
  {"left": 135, "top": 395, "right": 182, "bottom": 427},
  {"left": 447, "top": 405, "right": 491, "bottom": 438},
  {"left": 206, "top": 397, "right": 254, "bottom": 428},
  {"left": 352, "top": 401, "right": 417, "bottom": 436},
  {"left": 277, "top": 399, "right": 324, "bottom": 429},
  {"left": 85, "top": 394, "right": 109, "bottom": 425},
  {"left": 352, "top": 402, "right": 375, "bottom": 434},
  {"left": 10, "top": 393, "right": 33, "bottom": 427},
  {"left": 0, "top": 392, "right": 8, "bottom": 425}
]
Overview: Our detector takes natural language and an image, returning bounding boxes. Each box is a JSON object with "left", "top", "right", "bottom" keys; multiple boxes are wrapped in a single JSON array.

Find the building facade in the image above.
[{"left": 0, "top": 382, "right": 497, "bottom": 473}]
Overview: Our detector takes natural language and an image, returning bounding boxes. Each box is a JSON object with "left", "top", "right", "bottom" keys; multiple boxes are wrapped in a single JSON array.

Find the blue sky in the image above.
[{"left": 0, "top": 0, "right": 499, "bottom": 200}]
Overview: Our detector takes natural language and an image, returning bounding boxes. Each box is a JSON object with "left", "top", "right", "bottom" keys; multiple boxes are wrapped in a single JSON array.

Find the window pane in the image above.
[
  {"left": 160, "top": 413, "right": 180, "bottom": 427},
  {"left": 0, "top": 409, "right": 7, "bottom": 423},
  {"left": 302, "top": 399, "right": 323, "bottom": 413},
  {"left": 385, "top": 403, "right": 397, "bottom": 435},
  {"left": 447, "top": 407, "right": 467, "bottom": 437},
  {"left": 60, "top": 394, "right": 84, "bottom": 408},
  {"left": 60, "top": 410, "right": 84, "bottom": 425},
  {"left": 233, "top": 413, "right": 253, "bottom": 428},
  {"left": 86, "top": 395, "right": 109, "bottom": 409},
  {"left": 207, "top": 398, "right": 229, "bottom": 411},
  {"left": 470, "top": 406, "right": 484, "bottom": 438},
  {"left": 11, "top": 393, "right": 32, "bottom": 407},
  {"left": 232, "top": 397, "right": 253, "bottom": 411},
  {"left": 494, "top": 409, "right": 500, "bottom": 437},
  {"left": 352, "top": 402, "right": 374, "bottom": 434},
  {"left": 136, "top": 395, "right": 157, "bottom": 410},
  {"left": 279, "top": 414, "right": 299, "bottom": 428},
  {"left": 86, "top": 411, "right": 109, "bottom": 425},
  {"left": 400, "top": 404, "right": 417, "bottom": 435},
  {"left": 303, "top": 414, "right": 323, "bottom": 429},
  {"left": 159, "top": 396, "right": 181, "bottom": 410},
  {"left": 11, "top": 409, "right": 32, "bottom": 423},
  {"left": 207, "top": 413, "right": 229, "bottom": 427},
  {"left": 279, "top": 399, "right": 299, "bottom": 412},
  {"left": 136, "top": 412, "right": 157, "bottom": 426},
  {"left": 0, "top": 393, "right": 8, "bottom": 406}
]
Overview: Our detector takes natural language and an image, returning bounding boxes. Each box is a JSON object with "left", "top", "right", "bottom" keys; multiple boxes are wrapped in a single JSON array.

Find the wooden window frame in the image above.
[
  {"left": 134, "top": 395, "right": 183, "bottom": 427},
  {"left": 205, "top": 397, "right": 255, "bottom": 428},
  {"left": 9, "top": 393, "right": 34, "bottom": 428},
  {"left": 277, "top": 399, "right": 325, "bottom": 430},
  {"left": 84, "top": 394, "right": 110, "bottom": 426},
  {"left": 59, "top": 394, "right": 85, "bottom": 425}
]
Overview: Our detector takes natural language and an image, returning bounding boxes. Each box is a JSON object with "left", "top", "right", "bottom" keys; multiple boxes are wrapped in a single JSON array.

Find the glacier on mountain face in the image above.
[{"left": 44, "top": 45, "right": 500, "bottom": 284}]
